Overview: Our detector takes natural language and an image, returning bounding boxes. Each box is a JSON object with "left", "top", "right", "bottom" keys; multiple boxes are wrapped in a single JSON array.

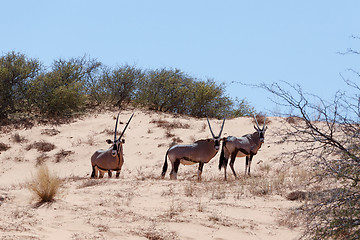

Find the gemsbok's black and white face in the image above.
[
  {"left": 254, "top": 127, "right": 266, "bottom": 143},
  {"left": 106, "top": 139, "right": 125, "bottom": 157},
  {"left": 207, "top": 117, "right": 226, "bottom": 151},
  {"left": 214, "top": 137, "right": 221, "bottom": 150},
  {"left": 253, "top": 114, "right": 267, "bottom": 143}
]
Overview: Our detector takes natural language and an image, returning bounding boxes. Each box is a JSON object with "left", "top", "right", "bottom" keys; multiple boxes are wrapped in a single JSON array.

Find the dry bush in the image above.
[
  {"left": 11, "top": 133, "right": 27, "bottom": 143},
  {"left": 135, "top": 166, "right": 160, "bottom": 181},
  {"left": 165, "top": 129, "right": 175, "bottom": 138},
  {"left": 36, "top": 154, "right": 49, "bottom": 166},
  {"left": 161, "top": 185, "right": 175, "bottom": 197},
  {"left": 77, "top": 179, "right": 103, "bottom": 189},
  {"left": 171, "top": 137, "right": 183, "bottom": 144},
  {"left": 27, "top": 165, "right": 62, "bottom": 203},
  {"left": 278, "top": 209, "right": 303, "bottom": 229},
  {"left": 211, "top": 184, "right": 227, "bottom": 200},
  {"left": 150, "top": 118, "right": 190, "bottom": 130},
  {"left": 253, "top": 113, "right": 271, "bottom": 125},
  {"left": 247, "top": 176, "right": 273, "bottom": 196},
  {"left": 55, "top": 149, "right": 74, "bottom": 163},
  {"left": 157, "top": 143, "right": 167, "bottom": 148},
  {"left": 165, "top": 198, "right": 184, "bottom": 219},
  {"left": 100, "top": 128, "right": 121, "bottom": 136},
  {"left": 41, "top": 128, "right": 60, "bottom": 136},
  {"left": 0, "top": 142, "right": 10, "bottom": 152},
  {"left": 133, "top": 225, "right": 179, "bottom": 240},
  {"left": 26, "top": 141, "right": 56, "bottom": 152},
  {"left": 184, "top": 183, "right": 196, "bottom": 197},
  {"left": 286, "top": 116, "right": 302, "bottom": 124},
  {"left": 258, "top": 162, "right": 271, "bottom": 174},
  {"left": 286, "top": 190, "right": 308, "bottom": 201}
]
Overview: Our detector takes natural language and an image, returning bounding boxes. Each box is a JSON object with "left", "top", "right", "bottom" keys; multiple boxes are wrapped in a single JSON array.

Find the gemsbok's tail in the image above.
[
  {"left": 161, "top": 150, "right": 169, "bottom": 178},
  {"left": 219, "top": 139, "right": 227, "bottom": 170}
]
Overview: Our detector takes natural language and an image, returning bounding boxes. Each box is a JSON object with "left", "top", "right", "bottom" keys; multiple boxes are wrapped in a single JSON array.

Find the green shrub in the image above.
[
  {"left": 28, "top": 57, "right": 89, "bottom": 117},
  {"left": 0, "top": 51, "right": 256, "bottom": 121},
  {"left": 135, "top": 68, "right": 238, "bottom": 118},
  {"left": 0, "top": 51, "right": 41, "bottom": 120}
]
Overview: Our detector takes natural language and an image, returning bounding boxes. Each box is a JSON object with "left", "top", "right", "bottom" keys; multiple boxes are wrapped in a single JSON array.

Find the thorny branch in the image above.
[{"left": 255, "top": 80, "right": 360, "bottom": 240}]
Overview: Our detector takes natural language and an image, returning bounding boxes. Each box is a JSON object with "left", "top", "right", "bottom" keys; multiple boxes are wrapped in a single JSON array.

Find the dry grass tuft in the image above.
[
  {"left": 26, "top": 141, "right": 56, "bottom": 152},
  {"left": 27, "top": 165, "right": 62, "bottom": 203}
]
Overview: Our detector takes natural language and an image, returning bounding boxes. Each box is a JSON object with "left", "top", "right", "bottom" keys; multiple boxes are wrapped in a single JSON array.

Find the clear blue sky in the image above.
[{"left": 1, "top": 1, "right": 359, "bottom": 114}]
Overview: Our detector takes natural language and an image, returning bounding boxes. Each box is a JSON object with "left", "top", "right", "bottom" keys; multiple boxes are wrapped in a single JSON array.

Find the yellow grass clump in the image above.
[{"left": 27, "top": 165, "right": 62, "bottom": 203}]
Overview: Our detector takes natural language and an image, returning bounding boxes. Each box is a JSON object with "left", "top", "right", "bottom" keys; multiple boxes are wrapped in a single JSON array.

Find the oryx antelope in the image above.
[
  {"left": 91, "top": 113, "right": 134, "bottom": 178},
  {"left": 219, "top": 115, "right": 267, "bottom": 180},
  {"left": 161, "top": 117, "right": 225, "bottom": 181}
]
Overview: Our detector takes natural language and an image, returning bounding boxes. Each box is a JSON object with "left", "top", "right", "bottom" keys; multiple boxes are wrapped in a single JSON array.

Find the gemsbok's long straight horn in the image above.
[
  {"left": 207, "top": 117, "right": 226, "bottom": 138},
  {"left": 218, "top": 118, "right": 226, "bottom": 137},
  {"left": 118, "top": 113, "right": 134, "bottom": 140},
  {"left": 254, "top": 114, "right": 260, "bottom": 129},
  {"left": 207, "top": 117, "right": 216, "bottom": 138},
  {"left": 114, "top": 112, "right": 120, "bottom": 142}
]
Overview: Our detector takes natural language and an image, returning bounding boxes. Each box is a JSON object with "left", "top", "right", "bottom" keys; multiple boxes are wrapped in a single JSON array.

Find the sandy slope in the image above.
[{"left": 0, "top": 109, "right": 303, "bottom": 239}]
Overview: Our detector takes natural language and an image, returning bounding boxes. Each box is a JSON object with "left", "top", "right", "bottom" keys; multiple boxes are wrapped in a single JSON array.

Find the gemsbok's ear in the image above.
[
  {"left": 106, "top": 139, "right": 113, "bottom": 144},
  {"left": 122, "top": 139, "right": 125, "bottom": 144}
]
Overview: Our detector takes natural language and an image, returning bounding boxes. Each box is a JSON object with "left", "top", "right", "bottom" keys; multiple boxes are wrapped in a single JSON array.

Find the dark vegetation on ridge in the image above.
[{"left": 0, "top": 51, "right": 255, "bottom": 125}]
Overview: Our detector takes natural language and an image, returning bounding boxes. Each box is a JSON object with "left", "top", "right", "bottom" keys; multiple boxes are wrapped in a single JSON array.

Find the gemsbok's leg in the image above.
[
  {"left": 222, "top": 156, "right": 229, "bottom": 181},
  {"left": 248, "top": 155, "right": 254, "bottom": 176},
  {"left": 197, "top": 162, "right": 204, "bottom": 181},
  {"left": 108, "top": 170, "right": 112, "bottom": 178},
  {"left": 245, "top": 156, "right": 249, "bottom": 176},
  {"left": 99, "top": 170, "right": 104, "bottom": 178},
  {"left": 170, "top": 159, "right": 180, "bottom": 180},
  {"left": 229, "top": 152, "right": 238, "bottom": 179},
  {"left": 91, "top": 166, "right": 97, "bottom": 178}
]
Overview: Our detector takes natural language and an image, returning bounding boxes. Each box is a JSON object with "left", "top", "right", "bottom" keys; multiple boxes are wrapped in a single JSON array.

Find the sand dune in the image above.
[{"left": 0, "top": 109, "right": 303, "bottom": 239}]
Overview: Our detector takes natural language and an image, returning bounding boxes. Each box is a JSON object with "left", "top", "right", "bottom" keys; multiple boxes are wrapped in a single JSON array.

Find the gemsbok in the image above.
[
  {"left": 161, "top": 117, "right": 225, "bottom": 181},
  {"left": 219, "top": 115, "right": 267, "bottom": 180},
  {"left": 91, "top": 113, "right": 134, "bottom": 178}
]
